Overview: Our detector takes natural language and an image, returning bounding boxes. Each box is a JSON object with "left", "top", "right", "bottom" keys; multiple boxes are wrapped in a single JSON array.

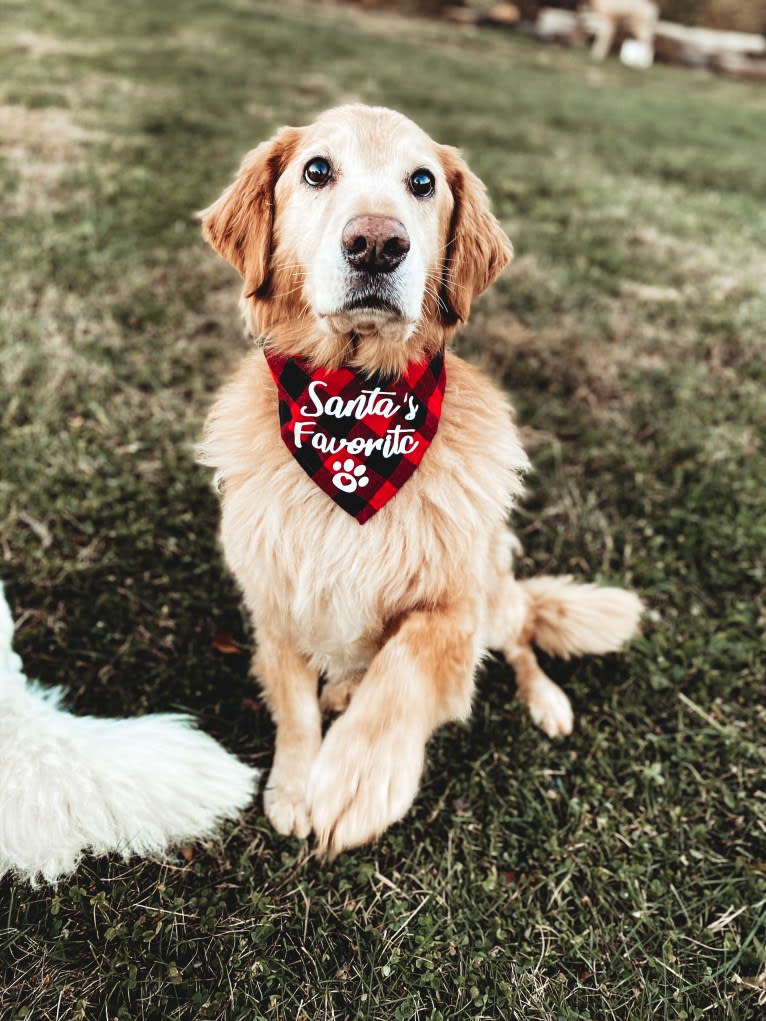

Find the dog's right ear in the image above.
[{"left": 200, "top": 126, "right": 301, "bottom": 299}]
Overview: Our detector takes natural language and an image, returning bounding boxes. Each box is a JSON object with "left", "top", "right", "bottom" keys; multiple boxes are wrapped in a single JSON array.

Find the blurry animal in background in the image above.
[
  {"left": 582, "top": 0, "right": 659, "bottom": 61},
  {"left": 0, "top": 581, "right": 257, "bottom": 885},
  {"left": 199, "top": 105, "right": 643, "bottom": 857}
]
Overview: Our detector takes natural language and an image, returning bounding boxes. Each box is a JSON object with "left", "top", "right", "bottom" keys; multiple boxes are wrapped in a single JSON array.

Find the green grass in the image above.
[{"left": 1, "top": 0, "right": 765, "bottom": 1017}]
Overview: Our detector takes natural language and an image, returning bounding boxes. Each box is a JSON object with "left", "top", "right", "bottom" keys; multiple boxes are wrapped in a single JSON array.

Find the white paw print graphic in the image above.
[{"left": 331, "top": 458, "right": 369, "bottom": 494}]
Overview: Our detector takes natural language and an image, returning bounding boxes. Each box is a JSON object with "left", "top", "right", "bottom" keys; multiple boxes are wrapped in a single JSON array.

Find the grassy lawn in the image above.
[{"left": 1, "top": 0, "right": 765, "bottom": 1017}]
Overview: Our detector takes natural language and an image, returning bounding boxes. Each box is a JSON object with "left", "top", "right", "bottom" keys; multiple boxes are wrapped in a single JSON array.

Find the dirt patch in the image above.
[
  {"left": 619, "top": 281, "right": 683, "bottom": 303},
  {"left": 0, "top": 277, "right": 116, "bottom": 417},
  {"left": 0, "top": 104, "right": 101, "bottom": 214},
  {"left": 10, "top": 30, "right": 107, "bottom": 58},
  {"left": 628, "top": 222, "right": 766, "bottom": 298}
]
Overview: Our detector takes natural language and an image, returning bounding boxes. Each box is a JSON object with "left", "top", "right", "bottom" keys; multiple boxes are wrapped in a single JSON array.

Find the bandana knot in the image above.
[{"left": 266, "top": 349, "right": 446, "bottom": 523}]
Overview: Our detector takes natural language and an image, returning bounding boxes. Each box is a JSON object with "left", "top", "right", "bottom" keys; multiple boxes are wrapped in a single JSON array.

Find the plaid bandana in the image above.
[{"left": 266, "top": 349, "right": 446, "bottom": 523}]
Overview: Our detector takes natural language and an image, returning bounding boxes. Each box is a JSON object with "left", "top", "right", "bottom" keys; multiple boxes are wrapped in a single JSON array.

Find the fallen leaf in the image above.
[{"left": 212, "top": 631, "right": 244, "bottom": 654}]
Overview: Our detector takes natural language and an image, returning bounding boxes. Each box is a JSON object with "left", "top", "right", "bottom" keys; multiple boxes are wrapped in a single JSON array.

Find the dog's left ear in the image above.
[
  {"left": 438, "top": 146, "right": 513, "bottom": 325},
  {"left": 200, "top": 126, "right": 302, "bottom": 298}
]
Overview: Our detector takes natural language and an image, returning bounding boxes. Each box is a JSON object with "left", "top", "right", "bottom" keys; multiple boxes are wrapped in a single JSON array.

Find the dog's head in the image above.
[{"left": 201, "top": 105, "right": 511, "bottom": 370}]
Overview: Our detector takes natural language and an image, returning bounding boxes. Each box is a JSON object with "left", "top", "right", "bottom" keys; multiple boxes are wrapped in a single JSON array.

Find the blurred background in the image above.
[{"left": 371, "top": 0, "right": 766, "bottom": 33}]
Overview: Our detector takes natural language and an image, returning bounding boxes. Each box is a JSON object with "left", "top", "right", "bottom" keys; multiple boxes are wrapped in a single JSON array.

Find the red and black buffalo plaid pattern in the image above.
[{"left": 265, "top": 349, "right": 446, "bottom": 523}]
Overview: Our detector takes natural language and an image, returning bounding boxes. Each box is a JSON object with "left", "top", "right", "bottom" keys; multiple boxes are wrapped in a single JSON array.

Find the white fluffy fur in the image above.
[{"left": 0, "top": 582, "right": 258, "bottom": 885}]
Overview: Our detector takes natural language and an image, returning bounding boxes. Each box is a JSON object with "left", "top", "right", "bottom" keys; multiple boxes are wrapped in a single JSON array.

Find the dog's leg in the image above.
[
  {"left": 488, "top": 571, "right": 642, "bottom": 737},
  {"left": 591, "top": 16, "right": 616, "bottom": 60},
  {"left": 506, "top": 641, "right": 575, "bottom": 738},
  {"left": 308, "top": 602, "right": 478, "bottom": 857},
  {"left": 255, "top": 634, "right": 321, "bottom": 839},
  {"left": 486, "top": 571, "right": 575, "bottom": 738},
  {"left": 631, "top": 11, "right": 656, "bottom": 48}
]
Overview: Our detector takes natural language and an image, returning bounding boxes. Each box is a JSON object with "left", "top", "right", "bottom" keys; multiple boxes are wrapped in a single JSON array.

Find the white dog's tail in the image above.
[
  {"left": 0, "top": 583, "right": 258, "bottom": 885},
  {"left": 518, "top": 575, "right": 643, "bottom": 659}
]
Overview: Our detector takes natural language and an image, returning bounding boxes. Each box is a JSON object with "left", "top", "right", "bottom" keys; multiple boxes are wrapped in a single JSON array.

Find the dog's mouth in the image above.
[
  {"left": 343, "top": 293, "right": 403, "bottom": 316},
  {"left": 318, "top": 271, "right": 417, "bottom": 340},
  {"left": 337, "top": 269, "right": 408, "bottom": 321}
]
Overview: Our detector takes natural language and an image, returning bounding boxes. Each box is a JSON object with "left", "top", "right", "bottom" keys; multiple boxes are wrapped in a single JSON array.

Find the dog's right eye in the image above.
[
  {"left": 409, "top": 168, "right": 435, "bottom": 199},
  {"left": 303, "top": 157, "right": 333, "bottom": 187}
]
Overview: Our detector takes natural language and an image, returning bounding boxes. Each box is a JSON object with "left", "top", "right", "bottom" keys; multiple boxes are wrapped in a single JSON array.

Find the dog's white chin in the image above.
[{"left": 323, "top": 309, "right": 417, "bottom": 343}]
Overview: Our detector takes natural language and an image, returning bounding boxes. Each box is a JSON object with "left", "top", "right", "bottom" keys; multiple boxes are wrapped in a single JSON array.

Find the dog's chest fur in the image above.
[{"left": 201, "top": 350, "right": 527, "bottom": 680}]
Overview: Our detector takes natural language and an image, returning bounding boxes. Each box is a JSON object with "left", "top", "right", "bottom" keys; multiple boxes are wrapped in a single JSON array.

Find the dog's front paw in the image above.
[
  {"left": 308, "top": 713, "right": 425, "bottom": 857},
  {"left": 263, "top": 775, "right": 311, "bottom": 839},
  {"left": 525, "top": 675, "right": 574, "bottom": 738}
]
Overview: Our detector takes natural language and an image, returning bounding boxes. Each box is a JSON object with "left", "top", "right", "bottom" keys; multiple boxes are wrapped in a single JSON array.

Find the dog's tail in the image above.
[
  {"left": 0, "top": 582, "right": 258, "bottom": 886},
  {"left": 498, "top": 574, "right": 643, "bottom": 738},
  {"left": 518, "top": 575, "right": 643, "bottom": 660}
]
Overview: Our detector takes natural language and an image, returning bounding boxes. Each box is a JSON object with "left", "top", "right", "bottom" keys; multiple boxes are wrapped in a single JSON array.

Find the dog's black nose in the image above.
[{"left": 342, "top": 215, "right": 410, "bottom": 273}]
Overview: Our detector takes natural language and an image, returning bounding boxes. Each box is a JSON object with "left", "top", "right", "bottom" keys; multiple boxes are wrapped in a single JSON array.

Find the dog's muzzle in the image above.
[{"left": 339, "top": 215, "right": 411, "bottom": 320}]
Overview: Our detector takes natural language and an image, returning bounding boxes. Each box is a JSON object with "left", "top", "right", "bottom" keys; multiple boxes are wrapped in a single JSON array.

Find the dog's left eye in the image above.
[
  {"left": 303, "top": 157, "right": 333, "bottom": 187},
  {"left": 408, "top": 168, "right": 435, "bottom": 198}
]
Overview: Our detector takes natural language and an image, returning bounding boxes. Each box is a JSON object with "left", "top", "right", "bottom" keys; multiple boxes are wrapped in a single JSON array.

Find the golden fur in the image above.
[{"left": 199, "top": 105, "right": 642, "bottom": 856}]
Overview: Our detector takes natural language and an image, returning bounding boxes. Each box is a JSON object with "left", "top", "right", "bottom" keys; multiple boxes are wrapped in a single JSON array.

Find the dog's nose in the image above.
[{"left": 341, "top": 216, "right": 410, "bottom": 273}]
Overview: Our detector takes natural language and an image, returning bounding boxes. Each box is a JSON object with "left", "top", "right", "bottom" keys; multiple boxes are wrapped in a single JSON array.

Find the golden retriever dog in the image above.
[
  {"left": 198, "top": 105, "right": 642, "bottom": 857},
  {"left": 582, "top": 0, "right": 659, "bottom": 61}
]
